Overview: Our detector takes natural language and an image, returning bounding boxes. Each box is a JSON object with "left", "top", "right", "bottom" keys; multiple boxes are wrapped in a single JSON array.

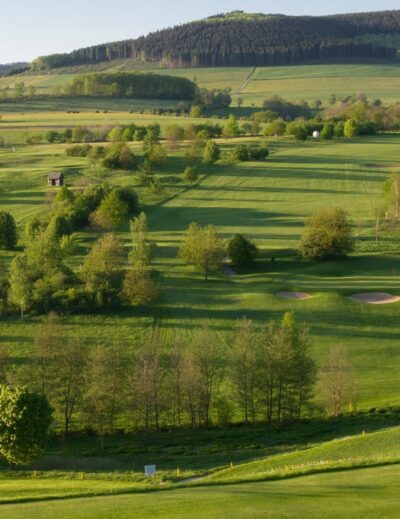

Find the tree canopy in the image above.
[
  {"left": 0, "top": 385, "right": 52, "bottom": 466},
  {"left": 179, "top": 223, "right": 225, "bottom": 280},
  {"left": 299, "top": 208, "right": 354, "bottom": 261}
]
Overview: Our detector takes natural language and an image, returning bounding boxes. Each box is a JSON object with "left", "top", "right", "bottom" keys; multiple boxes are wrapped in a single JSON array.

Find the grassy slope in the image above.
[
  {"left": 1, "top": 465, "right": 400, "bottom": 518},
  {"left": 243, "top": 64, "right": 400, "bottom": 104},
  {"left": 208, "top": 426, "right": 400, "bottom": 482},
  {"left": 1, "top": 134, "right": 400, "bottom": 407}
]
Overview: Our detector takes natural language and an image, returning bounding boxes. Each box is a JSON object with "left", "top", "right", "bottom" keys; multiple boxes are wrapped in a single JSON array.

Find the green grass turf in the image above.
[
  {"left": 1, "top": 133, "right": 400, "bottom": 409},
  {"left": 208, "top": 425, "right": 400, "bottom": 483},
  {"left": 239, "top": 63, "right": 400, "bottom": 104},
  {"left": 1, "top": 464, "right": 400, "bottom": 518}
]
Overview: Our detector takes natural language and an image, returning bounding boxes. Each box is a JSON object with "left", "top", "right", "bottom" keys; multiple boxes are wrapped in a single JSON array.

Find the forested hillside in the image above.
[
  {"left": 31, "top": 10, "right": 400, "bottom": 70},
  {"left": 0, "top": 63, "right": 29, "bottom": 76}
]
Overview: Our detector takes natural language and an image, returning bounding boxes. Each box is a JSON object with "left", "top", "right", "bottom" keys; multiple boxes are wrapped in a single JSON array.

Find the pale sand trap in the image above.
[
  {"left": 349, "top": 292, "right": 400, "bottom": 305},
  {"left": 276, "top": 291, "right": 313, "bottom": 300}
]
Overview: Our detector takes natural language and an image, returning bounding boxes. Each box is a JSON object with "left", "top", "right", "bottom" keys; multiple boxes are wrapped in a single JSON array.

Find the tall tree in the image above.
[
  {"left": 231, "top": 318, "right": 260, "bottom": 424},
  {"left": 202, "top": 140, "right": 221, "bottom": 164},
  {"left": 179, "top": 223, "right": 225, "bottom": 280},
  {"left": 85, "top": 345, "right": 125, "bottom": 448},
  {"left": 192, "top": 324, "right": 223, "bottom": 427},
  {"left": 0, "top": 385, "right": 52, "bottom": 466},
  {"left": 259, "top": 313, "right": 316, "bottom": 426},
  {"left": 317, "top": 345, "right": 358, "bottom": 416},
  {"left": 129, "top": 212, "right": 153, "bottom": 266},
  {"left": 122, "top": 264, "right": 157, "bottom": 306},
  {"left": 128, "top": 329, "right": 165, "bottom": 430},
  {"left": 8, "top": 255, "right": 33, "bottom": 317},
  {"left": 81, "top": 233, "right": 123, "bottom": 306},
  {"left": 31, "top": 312, "right": 62, "bottom": 397},
  {"left": 52, "top": 339, "right": 86, "bottom": 436},
  {"left": 0, "top": 212, "right": 17, "bottom": 249},
  {"left": 165, "top": 124, "right": 184, "bottom": 150}
]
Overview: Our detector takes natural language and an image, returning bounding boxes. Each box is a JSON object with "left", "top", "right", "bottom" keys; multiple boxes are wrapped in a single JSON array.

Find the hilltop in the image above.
[{"left": 30, "top": 10, "right": 400, "bottom": 71}]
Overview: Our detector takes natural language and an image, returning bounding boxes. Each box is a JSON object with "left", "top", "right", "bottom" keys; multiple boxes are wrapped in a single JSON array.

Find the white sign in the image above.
[{"left": 145, "top": 465, "right": 156, "bottom": 476}]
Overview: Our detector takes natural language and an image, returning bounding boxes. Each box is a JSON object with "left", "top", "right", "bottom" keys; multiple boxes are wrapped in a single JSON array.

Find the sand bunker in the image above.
[
  {"left": 349, "top": 292, "right": 400, "bottom": 305},
  {"left": 276, "top": 291, "right": 313, "bottom": 300}
]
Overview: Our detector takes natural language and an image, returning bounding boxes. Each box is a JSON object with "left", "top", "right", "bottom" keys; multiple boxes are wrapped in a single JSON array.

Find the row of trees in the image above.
[
  {"left": 0, "top": 312, "right": 358, "bottom": 446},
  {"left": 56, "top": 73, "right": 197, "bottom": 101},
  {"left": 265, "top": 117, "right": 377, "bottom": 140},
  {"left": 323, "top": 95, "right": 400, "bottom": 131}
]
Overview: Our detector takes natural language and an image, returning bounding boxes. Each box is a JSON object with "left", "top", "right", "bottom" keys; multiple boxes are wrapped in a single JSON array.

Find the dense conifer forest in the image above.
[{"left": 31, "top": 10, "right": 400, "bottom": 70}]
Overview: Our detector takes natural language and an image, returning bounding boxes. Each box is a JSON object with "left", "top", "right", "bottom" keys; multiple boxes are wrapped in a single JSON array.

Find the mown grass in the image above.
[
  {"left": 207, "top": 425, "right": 400, "bottom": 483},
  {"left": 1, "top": 464, "right": 400, "bottom": 518},
  {"left": 1, "top": 134, "right": 400, "bottom": 408},
  {"left": 240, "top": 63, "right": 400, "bottom": 104}
]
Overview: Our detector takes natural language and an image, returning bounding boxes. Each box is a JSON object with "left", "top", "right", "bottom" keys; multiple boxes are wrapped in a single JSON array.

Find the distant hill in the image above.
[
  {"left": 0, "top": 62, "right": 29, "bottom": 76},
  {"left": 33, "top": 10, "right": 400, "bottom": 70}
]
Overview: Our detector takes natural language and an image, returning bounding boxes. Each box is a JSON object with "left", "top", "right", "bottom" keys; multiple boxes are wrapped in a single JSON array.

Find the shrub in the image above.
[
  {"left": 334, "top": 121, "right": 345, "bottom": 137},
  {"left": 232, "top": 144, "right": 250, "bottom": 162},
  {"left": 203, "top": 140, "right": 221, "bottom": 164},
  {"left": 264, "top": 119, "right": 286, "bottom": 136},
  {"left": 248, "top": 146, "right": 269, "bottom": 161},
  {"left": 299, "top": 207, "right": 354, "bottom": 261},
  {"left": 228, "top": 234, "right": 257, "bottom": 267},
  {"left": 344, "top": 119, "right": 359, "bottom": 138},
  {"left": 65, "top": 144, "right": 92, "bottom": 157},
  {"left": 182, "top": 167, "right": 199, "bottom": 184},
  {"left": 102, "top": 144, "right": 135, "bottom": 170},
  {"left": 320, "top": 122, "right": 334, "bottom": 140}
]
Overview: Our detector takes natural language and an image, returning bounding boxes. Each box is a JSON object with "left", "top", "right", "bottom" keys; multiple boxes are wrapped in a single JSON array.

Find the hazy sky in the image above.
[{"left": 1, "top": 0, "right": 399, "bottom": 63}]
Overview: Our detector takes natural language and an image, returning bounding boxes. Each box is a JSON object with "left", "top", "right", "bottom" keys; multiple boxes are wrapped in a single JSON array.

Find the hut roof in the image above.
[{"left": 48, "top": 171, "right": 63, "bottom": 180}]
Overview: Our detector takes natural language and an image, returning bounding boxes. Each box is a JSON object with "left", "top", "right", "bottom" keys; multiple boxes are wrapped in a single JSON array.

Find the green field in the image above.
[
  {"left": 209, "top": 426, "right": 400, "bottom": 483},
  {"left": 1, "top": 63, "right": 399, "bottom": 110},
  {"left": 242, "top": 64, "right": 400, "bottom": 104},
  {"left": 1, "top": 133, "right": 400, "bottom": 407},
  {"left": 1, "top": 464, "right": 400, "bottom": 518},
  {"left": 1, "top": 425, "right": 400, "bottom": 517},
  {"left": 1, "top": 64, "right": 400, "bottom": 515}
]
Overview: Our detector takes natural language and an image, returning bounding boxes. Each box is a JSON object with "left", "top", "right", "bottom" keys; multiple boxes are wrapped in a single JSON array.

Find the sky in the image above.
[{"left": 1, "top": 0, "right": 399, "bottom": 64}]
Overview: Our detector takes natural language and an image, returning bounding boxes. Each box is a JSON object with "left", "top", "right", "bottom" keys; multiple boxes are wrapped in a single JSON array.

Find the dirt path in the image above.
[{"left": 233, "top": 67, "right": 256, "bottom": 95}]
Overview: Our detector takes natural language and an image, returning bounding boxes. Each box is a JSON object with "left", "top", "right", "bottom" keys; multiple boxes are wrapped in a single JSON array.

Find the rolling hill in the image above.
[{"left": 31, "top": 10, "right": 400, "bottom": 70}]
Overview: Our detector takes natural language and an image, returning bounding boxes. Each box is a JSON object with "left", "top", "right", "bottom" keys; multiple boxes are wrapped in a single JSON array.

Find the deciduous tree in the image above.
[
  {"left": 179, "top": 223, "right": 225, "bottom": 280},
  {"left": 0, "top": 385, "right": 52, "bottom": 466},
  {"left": 299, "top": 208, "right": 354, "bottom": 261}
]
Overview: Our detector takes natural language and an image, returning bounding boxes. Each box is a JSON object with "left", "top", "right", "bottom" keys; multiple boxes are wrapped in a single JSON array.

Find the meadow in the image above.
[
  {"left": 0, "top": 130, "right": 399, "bottom": 408},
  {"left": 1, "top": 63, "right": 400, "bottom": 516},
  {"left": 1, "top": 464, "right": 400, "bottom": 518},
  {"left": 2, "top": 63, "right": 400, "bottom": 110}
]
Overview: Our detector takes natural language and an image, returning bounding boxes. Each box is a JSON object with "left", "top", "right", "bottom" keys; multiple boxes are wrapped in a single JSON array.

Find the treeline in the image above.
[
  {"left": 0, "top": 313, "right": 359, "bottom": 441},
  {"left": 31, "top": 11, "right": 400, "bottom": 69},
  {"left": 0, "top": 62, "right": 29, "bottom": 76},
  {"left": 62, "top": 73, "right": 197, "bottom": 100},
  {"left": 1, "top": 313, "right": 319, "bottom": 437}
]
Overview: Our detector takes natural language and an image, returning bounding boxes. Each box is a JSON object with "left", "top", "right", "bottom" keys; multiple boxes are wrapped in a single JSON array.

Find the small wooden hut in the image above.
[{"left": 48, "top": 172, "right": 64, "bottom": 187}]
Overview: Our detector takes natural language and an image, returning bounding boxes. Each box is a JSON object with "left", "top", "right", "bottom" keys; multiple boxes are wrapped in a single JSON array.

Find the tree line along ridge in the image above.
[{"left": 29, "top": 10, "right": 400, "bottom": 70}]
